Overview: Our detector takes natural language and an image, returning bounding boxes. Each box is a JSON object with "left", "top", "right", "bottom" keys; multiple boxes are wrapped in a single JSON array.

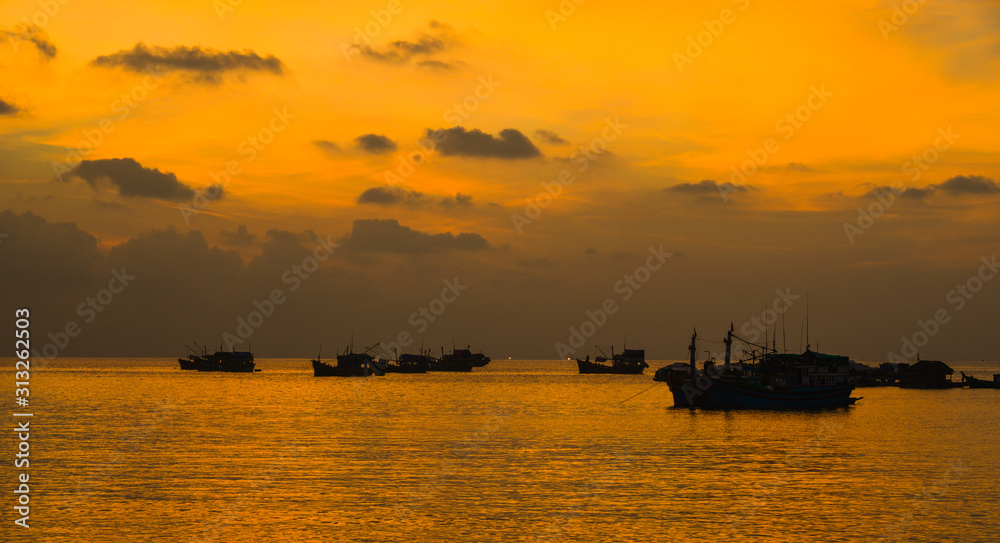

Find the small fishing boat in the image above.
[
  {"left": 577, "top": 345, "right": 648, "bottom": 374},
  {"left": 178, "top": 344, "right": 258, "bottom": 373},
  {"left": 312, "top": 344, "right": 386, "bottom": 377},
  {"left": 384, "top": 352, "right": 432, "bottom": 373},
  {"left": 961, "top": 372, "right": 999, "bottom": 389},
  {"left": 429, "top": 347, "right": 475, "bottom": 372}
]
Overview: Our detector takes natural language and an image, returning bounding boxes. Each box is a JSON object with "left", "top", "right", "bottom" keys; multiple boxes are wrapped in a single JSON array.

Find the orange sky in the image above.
[{"left": 2, "top": 0, "right": 999, "bottom": 359}]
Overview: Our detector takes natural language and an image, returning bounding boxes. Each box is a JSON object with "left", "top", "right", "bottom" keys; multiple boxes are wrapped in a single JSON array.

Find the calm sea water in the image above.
[{"left": 4, "top": 359, "right": 1000, "bottom": 542}]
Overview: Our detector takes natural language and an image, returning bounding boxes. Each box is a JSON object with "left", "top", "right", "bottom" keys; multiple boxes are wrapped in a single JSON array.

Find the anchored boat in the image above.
[
  {"left": 178, "top": 344, "right": 257, "bottom": 372},
  {"left": 665, "top": 328, "right": 857, "bottom": 409},
  {"left": 577, "top": 345, "right": 648, "bottom": 374},
  {"left": 312, "top": 344, "right": 386, "bottom": 377}
]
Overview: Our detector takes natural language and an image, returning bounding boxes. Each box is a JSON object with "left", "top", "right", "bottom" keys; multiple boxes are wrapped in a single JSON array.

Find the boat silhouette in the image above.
[
  {"left": 577, "top": 345, "right": 648, "bottom": 374},
  {"left": 178, "top": 343, "right": 257, "bottom": 372},
  {"left": 312, "top": 343, "right": 386, "bottom": 377}
]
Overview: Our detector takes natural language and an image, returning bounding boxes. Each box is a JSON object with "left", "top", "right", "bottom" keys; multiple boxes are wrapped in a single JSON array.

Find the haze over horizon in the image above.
[{"left": 2, "top": 0, "right": 999, "bottom": 361}]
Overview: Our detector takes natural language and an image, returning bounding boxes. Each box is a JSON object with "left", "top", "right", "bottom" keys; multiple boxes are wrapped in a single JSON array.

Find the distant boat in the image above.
[
  {"left": 577, "top": 345, "right": 648, "bottom": 374},
  {"left": 441, "top": 346, "right": 490, "bottom": 367},
  {"left": 178, "top": 344, "right": 257, "bottom": 373},
  {"left": 665, "top": 329, "right": 857, "bottom": 409},
  {"left": 428, "top": 347, "right": 476, "bottom": 372},
  {"left": 961, "top": 372, "right": 999, "bottom": 389},
  {"left": 384, "top": 352, "right": 431, "bottom": 374},
  {"left": 312, "top": 344, "right": 385, "bottom": 377}
]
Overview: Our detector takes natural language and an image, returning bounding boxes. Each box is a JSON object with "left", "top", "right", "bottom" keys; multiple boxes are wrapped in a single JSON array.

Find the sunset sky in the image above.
[{"left": 2, "top": 0, "right": 999, "bottom": 360}]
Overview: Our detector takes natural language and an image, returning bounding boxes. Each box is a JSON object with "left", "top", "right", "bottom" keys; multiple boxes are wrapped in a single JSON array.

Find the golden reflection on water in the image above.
[{"left": 3, "top": 359, "right": 999, "bottom": 542}]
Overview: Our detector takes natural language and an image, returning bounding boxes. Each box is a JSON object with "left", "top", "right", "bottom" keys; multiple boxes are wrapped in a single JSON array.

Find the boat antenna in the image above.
[
  {"left": 782, "top": 310, "right": 786, "bottom": 354},
  {"left": 806, "top": 292, "right": 810, "bottom": 350},
  {"left": 317, "top": 345, "right": 321, "bottom": 361}
]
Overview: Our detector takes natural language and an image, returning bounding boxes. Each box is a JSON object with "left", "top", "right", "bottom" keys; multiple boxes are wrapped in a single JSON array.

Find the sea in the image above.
[{"left": 4, "top": 358, "right": 1000, "bottom": 542}]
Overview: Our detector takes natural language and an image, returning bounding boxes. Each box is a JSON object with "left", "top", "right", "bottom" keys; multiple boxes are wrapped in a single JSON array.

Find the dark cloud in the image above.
[
  {"left": 535, "top": 129, "right": 568, "bottom": 145},
  {"left": 441, "top": 192, "right": 473, "bottom": 207},
  {"left": 416, "top": 60, "right": 455, "bottom": 70},
  {"left": 339, "top": 218, "right": 490, "bottom": 252},
  {"left": 786, "top": 162, "right": 813, "bottom": 172},
  {"left": 220, "top": 225, "right": 257, "bottom": 247},
  {"left": 429, "top": 127, "right": 541, "bottom": 159},
  {"left": 312, "top": 140, "right": 341, "bottom": 156},
  {"left": 358, "top": 186, "right": 424, "bottom": 206},
  {"left": 90, "top": 43, "right": 285, "bottom": 82},
  {"left": 69, "top": 158, "right": 195, "bottom": 201},
  {"left": 0, "top": 99, "right": 18, "bottom": 116},
  {"left": 2, "top": 24, "right": 56, "bottom": 59},
  {"left": 865, "top": 176, "right": 1000, "bottom": 201},
  {"left": 937, "top": 175, "right": 1000, "bottom": 195},
  {"left": 357, "top": 21, "right": 458, "bottom": 67},
  {"left": 667, "top": 179, "right": 748, "bottom": 194},
  {"left": 355, "top": 133, "right": 397, "bottom": 154}
]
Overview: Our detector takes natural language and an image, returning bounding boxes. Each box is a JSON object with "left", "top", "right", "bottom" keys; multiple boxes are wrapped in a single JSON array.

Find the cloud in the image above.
[
  {"left": 339, "top": 218, "right": 490, "bottom": 252},
  {"left": 785, "top": 162, "right": 813, "bottom": 172},
  {"left": 441, "top": 192, "right": 473, "bottom": 207},
  {"left": 355, "top": 133, "right": 397, "bottom": 154},
  {"left": 937, "top": 175, "right": 1000, "bottom": 195},
  {"left": 667, "top": 179, "right": 749, "bottom": 195},
  {"left": 2, "top": 24, "right": 56, "bottom": 59},
  {"left": 358, "top": 186, "right": 424, "bottom": 206},
  {"left": 535, "top": 129, "right": 568, "bottom": 145},
  {"left": 68, "top": 158, "right": 195, "bottom": 201},
  {"left": 220, "top": 225, "right": 257, "bottom": 247},
  {"left": 429, "top": 127, "right": 542, "bottom": 159},
  {"left": 0, "top": 99, "right": 18, "bottom": 116},
  {"left": 865, "top": 176, "right": 1000, "bottom": 201},
  {"left": 90, "top": 43, "right": 285, "bottom": 82},
  {"left": 312, "top": 140, "right": 341, "bottom": 156},
  {"left": 357, "top": 20, "right": 459, "bottom": 68}
]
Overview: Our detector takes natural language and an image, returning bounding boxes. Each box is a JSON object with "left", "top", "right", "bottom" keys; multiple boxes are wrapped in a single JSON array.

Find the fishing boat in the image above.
[
  {"left": 665, "top": 328, "right": 857, "bottom": 409},
  {"left": 437, "top": 346, "right": 490, "bottom": 368},
  {"left": 429, "top": 347, "right": 475, "bottom": 372},
  {"left": 961, "top": 372, "right": 999, "bottom": 389},
  {"left": 178, "top": 344, "right": 257, "bottom": 373},
  {"left": 312, "top": 344, "right": 386, "bottom": 377},
  {"left": 577, "top": 345, "right": 648, "bottom": 374},
  {"left": 384, "top": 352, "right": 432, "bottom": 373}
]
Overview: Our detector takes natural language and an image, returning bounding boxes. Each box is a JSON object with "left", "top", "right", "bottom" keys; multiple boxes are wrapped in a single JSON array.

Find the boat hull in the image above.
[
  {"left": 428, "top": 360, "right": 473, "bottom": 372},
  {"left": 577, "top": 359, "right": 647, "bottom": 375},
  {"left": 312, "top": 359, "right": 384, "bottom": 377},
  {"left": 667, "top": 374, "right": 856, "bottom": 409}
]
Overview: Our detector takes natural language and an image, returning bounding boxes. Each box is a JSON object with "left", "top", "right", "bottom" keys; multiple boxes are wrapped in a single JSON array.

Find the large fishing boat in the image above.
[
  {"left": 178, "top": 344, "right": 257, "bottom": 372},
  {"left": 312, "top": 344, "right": 386, "bottom": 377},
  {"left": 665, "top": 329, "right": 857, "bottom": 409},
  {"left": 577, "top": 345, "right": 648, "bottom": 374}
]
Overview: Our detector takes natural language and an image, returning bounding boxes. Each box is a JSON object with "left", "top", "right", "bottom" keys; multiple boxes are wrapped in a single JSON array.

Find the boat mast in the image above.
[
  {"left": 689, "top": 328, "right": 697, "bottom": 379},
  {"left": 724, "top": 324, "right": 733, "bottom": 371}
]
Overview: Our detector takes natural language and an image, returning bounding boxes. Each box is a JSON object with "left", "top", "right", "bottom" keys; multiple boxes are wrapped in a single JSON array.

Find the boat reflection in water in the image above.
[{"left": 666, "top": 328, "right": 858, "bottom": 409}]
